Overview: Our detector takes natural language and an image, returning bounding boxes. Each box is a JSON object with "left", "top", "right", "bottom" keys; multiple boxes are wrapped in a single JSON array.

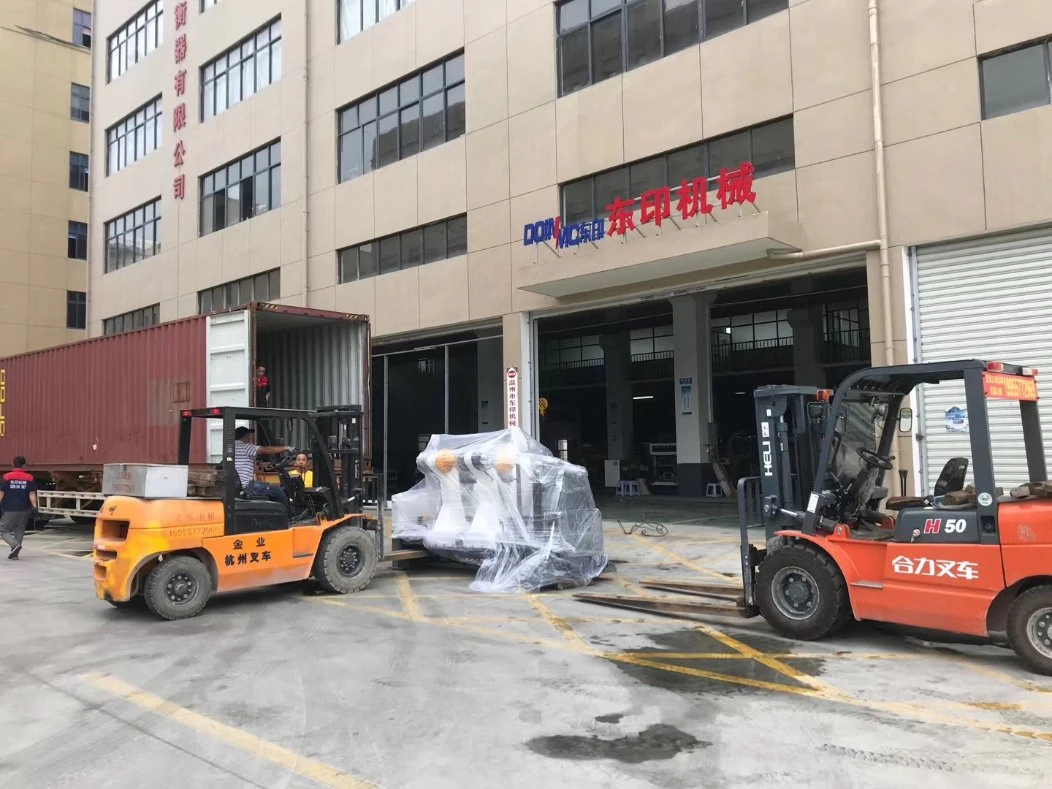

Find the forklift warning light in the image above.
[
  {"left": 181, "top": 410, "right": 191, "bottom": 417},
  {"left": 983, "top": 372, "right": 1038, "bottom": 401},
  {"left": 816, "top": 389, "right": 832, "bottom": 401}
]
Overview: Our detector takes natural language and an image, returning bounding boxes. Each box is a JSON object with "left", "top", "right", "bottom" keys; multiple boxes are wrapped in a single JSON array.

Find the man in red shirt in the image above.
[{"left": 0, "top": 456, "right": 37, "bottom": 560}]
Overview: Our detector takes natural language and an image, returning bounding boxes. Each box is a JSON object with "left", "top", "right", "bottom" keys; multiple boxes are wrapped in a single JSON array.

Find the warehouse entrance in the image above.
[
  {"left": 533, "top": 267, "right": 871, "bottom": 495},
  {"left": 372, "top": 328, "right": 502, "bottom": 497}
]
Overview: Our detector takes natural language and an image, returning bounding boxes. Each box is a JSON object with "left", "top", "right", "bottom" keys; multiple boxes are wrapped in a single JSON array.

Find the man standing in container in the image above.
[
  {"left": 233, "top": 427, "right": 292, "bottom": 514},
  {"left": 0, "top": 457, "right": 37, "bottom": 560}
]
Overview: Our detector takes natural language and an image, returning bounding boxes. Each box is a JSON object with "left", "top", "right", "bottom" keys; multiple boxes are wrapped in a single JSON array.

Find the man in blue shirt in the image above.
[{"left": 0, "top": 456, "right": 37, "bottom": 560}]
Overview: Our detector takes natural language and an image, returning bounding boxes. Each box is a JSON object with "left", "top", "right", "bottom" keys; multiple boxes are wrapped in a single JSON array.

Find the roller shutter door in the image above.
[{"left": 913, "top": 227, "right": 1052, "bottom": 492}]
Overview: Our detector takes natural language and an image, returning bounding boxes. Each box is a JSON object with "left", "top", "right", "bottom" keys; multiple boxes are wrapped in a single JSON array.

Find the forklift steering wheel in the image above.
[{"left": 856, "top": 447, "right": 894, "bottom": 471}]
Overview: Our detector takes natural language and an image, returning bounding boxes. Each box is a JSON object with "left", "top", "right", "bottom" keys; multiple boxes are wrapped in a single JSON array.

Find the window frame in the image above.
[
  {"left": 198, "top": 270, "right": 281, "bottom": 314},
  {"left": 73, "top": 8, "right": 92, "bottom": 48},
  {"left": 67, "top": 221, "right": 88, "bottom": 260},
  {"left": 556, "top": 0, "right": 787, "bottom": 97},
  {"left": 200, "top": 17, "right": 283, "bottom": 121},
  {"left": 336, "top": 214, "right": 467, "bottom": 283},
  {"left": 106, "top": 0, "right": 163, "bottom": 83},
  {"left": 337, "top": 52, "right": 465, "bottom": 183},
  {"left": 66, "top": 291, "right": 87, "bottom": 330},
  {"left": 559, "top": 116, "right": 794, "bottom": 222},
  {"left": 979, "top": 37, "right": 1052, "bottom": 120},
  {"left": 337, "top": 0, "right": 416, "bottom": 43},
  {"left": 199, "top": 140, "right": 282, "bottom": 236},
  {"left": 103, "top": 304, "right": 161, "bottom": 335},
  {"left": 70, "top": 83, "right": 91, "bottom": 122},
  {"left": 104, "top": 198, "right": 162, "bottom": 273},
  {"left": 69, "top": 152, "right": 89, "bottom": 191},
  {"left": 105, "top": 96, "right": 163, "bottom": 175}
]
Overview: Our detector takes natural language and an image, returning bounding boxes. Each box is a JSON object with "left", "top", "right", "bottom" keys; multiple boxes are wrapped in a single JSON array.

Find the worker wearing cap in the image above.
[
  {"left": 234, "top": 426, "right": 291, "bottom": 513},
  {"left": 0, "top": 456, "right": 37, "bottom": 560}
]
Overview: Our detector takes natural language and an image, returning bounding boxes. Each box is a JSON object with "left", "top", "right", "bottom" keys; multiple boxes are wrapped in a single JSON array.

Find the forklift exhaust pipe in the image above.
[{"left": 899, "top": 468, "right": 908, "bottom": 497}]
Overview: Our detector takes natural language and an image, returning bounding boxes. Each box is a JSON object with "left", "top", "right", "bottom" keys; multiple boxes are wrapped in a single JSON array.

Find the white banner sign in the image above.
[{"left": 506, "top": 367, "right": 519, "bottom": 428}]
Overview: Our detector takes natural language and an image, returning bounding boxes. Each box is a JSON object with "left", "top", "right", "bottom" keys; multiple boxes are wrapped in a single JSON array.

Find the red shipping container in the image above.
[{"left": 0, "top": 305, "right": 370, "bottom": 475}]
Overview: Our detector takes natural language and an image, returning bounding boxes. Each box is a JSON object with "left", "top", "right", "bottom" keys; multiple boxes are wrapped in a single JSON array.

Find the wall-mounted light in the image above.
[{"left": 633, "top": 395, "right": 654, "bottom": 401}]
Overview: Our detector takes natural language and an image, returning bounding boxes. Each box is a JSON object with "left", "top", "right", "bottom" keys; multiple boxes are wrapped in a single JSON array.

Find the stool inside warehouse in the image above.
[{"left": 392, "top": 428, "right": 608, "bottom": 593}]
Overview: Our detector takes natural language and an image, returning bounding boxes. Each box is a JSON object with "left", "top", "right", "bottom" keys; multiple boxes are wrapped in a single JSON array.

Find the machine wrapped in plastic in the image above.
[{"left": 391, "top": 429, "right": 607, "bottom": 593}]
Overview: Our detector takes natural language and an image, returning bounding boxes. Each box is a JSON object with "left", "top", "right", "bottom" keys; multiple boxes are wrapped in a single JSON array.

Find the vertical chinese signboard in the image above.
[
  {"left": 505, "top": 367, "right": 519, "bottom": 429},
  {"left": 172, "top": 1, "right": 190, "bottom": 201}
]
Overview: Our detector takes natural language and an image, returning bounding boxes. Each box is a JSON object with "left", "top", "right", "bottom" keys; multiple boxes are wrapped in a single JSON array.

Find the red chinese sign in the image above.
[
  {"left": 605, "top": 162, "right": 757, "bottom": 238},
  {"left": 172, "top": 1, "right": 190, "bottom": 200},
  {"left": 983, "top": 372, "right": 1038, "bottom": 402}
]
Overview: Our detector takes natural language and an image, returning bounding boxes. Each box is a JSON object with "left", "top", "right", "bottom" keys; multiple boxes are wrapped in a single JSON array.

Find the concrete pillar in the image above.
[
  {"left": 476, "top": 337, "right": 503, "bottom": 432},
  {"left": 672, "top": 293, "right": 716, "bottom": 497},
  {"left": 602, "top": 333, "right": 633, "bottom": 462},
  {"left": 787, "top": 305, "right": 826, "bottom": 388}
]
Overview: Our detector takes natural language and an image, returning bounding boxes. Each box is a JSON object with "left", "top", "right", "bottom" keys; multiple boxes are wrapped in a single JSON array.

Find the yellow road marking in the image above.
[
  {"left": 39, "top": 549, "right": 93, "bottom": 562},
  {"left": 304, "top": 592, "right": 1052, "bottom": 743},
  {"left": 693, "top": 623, "right": 832, "bottom": 693},
  {"left": 625, "top": 533, "right": 735, "bottom": 582},
  {"left": 394, "top": 573, "right": 423, "bottom": 622},
  {"left": 604, "top": 653, "right": 819, "bottom": 697},
  {"left": 526, "top": 595, "right": 596, "bottom": 654},
  {"left": 81, "top": 673, "right": 376, "bottom": 789}
]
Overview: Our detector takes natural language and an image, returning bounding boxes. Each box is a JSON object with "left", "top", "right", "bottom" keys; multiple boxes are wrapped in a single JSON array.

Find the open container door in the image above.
[
  {"left": 252, "top": 303, "right": 371, "bottom": 457},
  {"left": 205, "top": 310, "right": 253, "bottom": 463}
]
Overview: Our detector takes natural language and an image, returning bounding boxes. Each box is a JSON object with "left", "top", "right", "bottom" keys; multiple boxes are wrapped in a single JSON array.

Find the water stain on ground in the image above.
[
  {"left": 607, "top": 628, "right": 825, "bottom": 693},
  {"left": 594, "top": 712, "right": 623, "bottom": 723},
  {"left": 526, "top": 724, "right": 708, "bottom": 763}
]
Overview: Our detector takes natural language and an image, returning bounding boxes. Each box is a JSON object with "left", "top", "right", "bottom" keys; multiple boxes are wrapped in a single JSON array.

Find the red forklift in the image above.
[{"left": 578, "top": 360, "right": 1052, "bottom": 674}]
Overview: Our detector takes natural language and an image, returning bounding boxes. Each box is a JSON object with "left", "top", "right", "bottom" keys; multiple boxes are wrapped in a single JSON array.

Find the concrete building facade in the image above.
[
  {"left": 88, "top": 0, "right": 1052, "bottom": 495},
  {"left": 0, "top": 0, "right": 93, "bottom": 354}
]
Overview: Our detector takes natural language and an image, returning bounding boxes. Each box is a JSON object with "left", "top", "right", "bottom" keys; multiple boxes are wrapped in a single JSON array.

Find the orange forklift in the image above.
[
  {"left": 579, "top": 360, "right": 1052, "bottom": 674},
  {"left": 93, "top": 406, "right": 382, "bottom": 620}
]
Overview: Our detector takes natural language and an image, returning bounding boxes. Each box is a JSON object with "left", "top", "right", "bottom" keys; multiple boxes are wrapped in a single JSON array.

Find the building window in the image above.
[
  {"left": 73, "top": 8, "right": 92, "bottom": 48},
  {"left": 200, "top": 141, "right": 281, "bottom": 236},
  {"left": 337, "top": 53, "right": 464, "bottom": 183},
  {"left": 338, "top": 0, "right": 415, "bottom": 43},
  {"left": 70, "top": 83, "right": 90, "bottom": 122},
  {"left": 980, "top": 39, "right": 1052, "bottom": 120},
  {"left": 201, "top": 18, "right": 283, "bottom": 121},
  {"left": 107, "top": 1, "right": 163, "bottom": 82},
  {"left": 560, "top": 117, "right": 794, "bottom": 223},
  {"left": 201, "top": 0, "right": 222, "bottom": 10},
  {"left": 66, "top": 292, "right": 87, "bottom": 329},
  {"left": 199, "top": 270, "right": 280, "bottom": 314},
  {"left": 540, "top": 334, "right": 605, "bottom": 368},
  {"left": 69, "top": 152, "right": 89, "bottom": 191},
  {"left": 103, "top": 304, "right": 160, "bottom": 335},
  {"left": 67, "top": 222, "right": 87, "bottom": 260},
  {"left": 337, "top": 214, "right": 467, "bottom": 283},
  {"left": 106, "top": 97, "right": 162, "bottom": 175},
  {"left": 557, "top": 0, "right": 787, "bottom": 96},
  {"left": 629, "top": 325, "right": 673, "bottom": 359},
  {"left": 105, "top": 198, "right": 162, "bottom": 273}
]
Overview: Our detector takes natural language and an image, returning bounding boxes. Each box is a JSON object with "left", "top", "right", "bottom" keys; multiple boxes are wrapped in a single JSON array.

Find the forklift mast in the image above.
[{"left": 752, "top": 386, "right": 826, "bottom": 536}]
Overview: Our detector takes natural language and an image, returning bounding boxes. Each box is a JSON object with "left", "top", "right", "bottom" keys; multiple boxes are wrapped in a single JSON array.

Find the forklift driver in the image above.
[{"left": 234, "top": 426, "right": 292, "bottom": 514}]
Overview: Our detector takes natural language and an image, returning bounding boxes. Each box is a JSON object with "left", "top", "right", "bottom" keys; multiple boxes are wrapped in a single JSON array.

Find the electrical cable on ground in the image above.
[{"left": 618, "top": 516, "right": 669, "bottom": 538}]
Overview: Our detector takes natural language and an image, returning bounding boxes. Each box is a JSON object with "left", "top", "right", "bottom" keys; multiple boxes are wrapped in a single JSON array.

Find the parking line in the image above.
[
  {"left": 625, "top": 533, "right": 736, "bottom": 582},
  {"left": 81, "top": 673, "right": 377, "bottom": 789},
  {"left": 694, "top": 623, "right": 832, "bottom": 693},
  {"left": 526, "top": 595, "right": 595, "bottom": 654},
  {"left": 395, "top": 573, "right": 423, "bottom": 622}
]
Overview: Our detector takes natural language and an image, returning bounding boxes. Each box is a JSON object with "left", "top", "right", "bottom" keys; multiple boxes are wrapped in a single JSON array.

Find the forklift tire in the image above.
[
  {"left": 313, "top": 525, "right": 378, "bottom": 594},
  {"left": 756, "top": 544, "right": 850, "bottom": 641},
  {"left": 143, "top": 555, "right": 212, "bottom": 621},
  {"left": 1007, "top": 585, "right": 1052, "bottom": 676}
]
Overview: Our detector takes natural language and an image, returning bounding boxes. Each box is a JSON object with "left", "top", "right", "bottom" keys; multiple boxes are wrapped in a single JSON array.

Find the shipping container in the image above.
[{"left": 0, "top": 303, "right": 370, "bottom": 518}]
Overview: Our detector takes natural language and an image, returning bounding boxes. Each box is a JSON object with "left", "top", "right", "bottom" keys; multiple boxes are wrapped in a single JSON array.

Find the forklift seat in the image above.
[{"left": 884, "top": 457, "right": 969, "bottom": 512}]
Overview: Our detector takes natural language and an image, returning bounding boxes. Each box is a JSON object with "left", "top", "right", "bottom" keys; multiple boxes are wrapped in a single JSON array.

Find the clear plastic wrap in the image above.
[{"left": 391, "top": 429, "right": 608, "bottom": 593}]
